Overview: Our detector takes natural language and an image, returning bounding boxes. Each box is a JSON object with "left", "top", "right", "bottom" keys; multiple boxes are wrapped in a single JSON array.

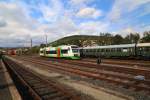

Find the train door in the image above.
[{"left": 57, "top": 48, "right": 61, "bottom": 58}]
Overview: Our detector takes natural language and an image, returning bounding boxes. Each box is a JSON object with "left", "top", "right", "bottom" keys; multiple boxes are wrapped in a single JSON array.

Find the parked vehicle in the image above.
[
  {"left": 40, "top": 45, "right": 80, "bottom": 59},
  {"left": 80, "top": 43, "right": 150, "bottom": 59}
]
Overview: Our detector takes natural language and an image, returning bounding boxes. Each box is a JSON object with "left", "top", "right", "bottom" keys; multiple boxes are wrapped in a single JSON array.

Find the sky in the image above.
[{"left": 0, "top": 0, "right": 150, "bottom": 47}]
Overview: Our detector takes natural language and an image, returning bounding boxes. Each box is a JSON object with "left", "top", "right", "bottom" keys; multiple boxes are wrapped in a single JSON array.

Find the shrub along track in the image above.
[
  {"left": 2, "top": 56, "right": 81, "bottom": 100},
  {"left": 11, "top": 56, "right": 150, "bottom": 94}
]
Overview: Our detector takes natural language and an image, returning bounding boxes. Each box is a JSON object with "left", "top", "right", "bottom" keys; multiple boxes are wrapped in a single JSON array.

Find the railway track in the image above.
[
  {"left": 30, "top": 56, "right": 150, "bottom": 79},
  {"left": 2, "top": 56, "right": 80, "bottom": 100},
  {"left": 81, "top": 58, "right": 150, "bottom": 68},
  {"left": 11, "top": 56, "right": 150, "bottom": 93}
]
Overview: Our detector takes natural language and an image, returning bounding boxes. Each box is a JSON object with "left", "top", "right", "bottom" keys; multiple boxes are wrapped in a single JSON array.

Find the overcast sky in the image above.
[{"left": 0, "top": 0, "right": 150, "bottom": 47}]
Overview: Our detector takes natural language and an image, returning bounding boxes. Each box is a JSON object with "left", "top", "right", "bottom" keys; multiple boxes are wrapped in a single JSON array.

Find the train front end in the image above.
[{"left": 70, "top": 45, "right": 80, "bottom": 59}]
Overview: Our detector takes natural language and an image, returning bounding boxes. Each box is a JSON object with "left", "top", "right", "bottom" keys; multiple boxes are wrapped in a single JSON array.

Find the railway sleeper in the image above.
[
  {"left": 36, "top": 88, "right": 58, "bottom": 96},
  {"left": 42, "top": 92, "right": 63, "bottom": 99},
  {"left": 32, "top": 84, "right": 49, "bottom": 89},
  {"left": 27, "top": 80, "right": 41, "bottom": 84},
  {"left": 49, "top": 96, "right": 71, "bottom": 100}
]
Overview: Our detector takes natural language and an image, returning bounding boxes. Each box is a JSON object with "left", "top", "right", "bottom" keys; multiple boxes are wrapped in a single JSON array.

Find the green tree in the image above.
[
  {"left": 140, "top": 31, "right": 150, "bottom": 42},
  {"left": 124, "top": 33, "right": 140, "bottom": 44},
  {"left": 113, "top": 34, "right": 124, "bottom": 44},
  {"left": 40, "top": 44, "right": 46, "bottom": 48}
]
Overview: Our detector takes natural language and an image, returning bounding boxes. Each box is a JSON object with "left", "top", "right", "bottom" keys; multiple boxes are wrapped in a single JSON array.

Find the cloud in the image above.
[
  {"left": 0, "top": 2, "right": 42, "bottom": 47},
  {"left": 39, "top": 0, "right": 64, "bottom": 22},
  {"left": 108, "top": 0, "right": 150, "bottom": 22},
  {"left": 0, "top": 0, "right": 150, "bottom": 47},
  {"left": 76, "top": 7, "right": 102, "bottom": 19},
  {"left": 70, "top": 0, "right": 92, "bottom": 5},
  {"left": 79, "top": 21, "right": 109, "bottom": 35},
  {"left": 0, "top": 19, "right": 7, "bottom": 27}
]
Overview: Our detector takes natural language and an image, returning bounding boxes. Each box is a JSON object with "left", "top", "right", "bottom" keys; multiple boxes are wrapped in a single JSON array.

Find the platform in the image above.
[{"left": 0, "top": 59, "right": 21, "bottom": 100}]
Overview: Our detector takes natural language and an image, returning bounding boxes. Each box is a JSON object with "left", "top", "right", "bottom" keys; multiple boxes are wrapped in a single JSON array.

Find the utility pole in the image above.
[
  {"left": 45, "top": 34, "right": 48, "bottom": 47},
  {"left": 99, "top": 32, "right": 101, "bottom": 57},
  {"left": 30, "top": 38, "right": 32, "bottom": 55},
  {"left": 31, "top": 38, "right": 32, "bottom": 48}
]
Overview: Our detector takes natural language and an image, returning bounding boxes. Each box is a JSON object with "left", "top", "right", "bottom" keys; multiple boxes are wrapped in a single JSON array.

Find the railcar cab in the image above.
[
  {"left": 71, "top": 45, "right": 80, "bottom": 58},
  {"left": 59, "top": 45, "right": 80, "bottom": 59},
  {"left": 40, "top": 45, "right": 80, "bottom": 59},
  {"left": 39, "top": 48, "right": 46, "bottom": 56}
]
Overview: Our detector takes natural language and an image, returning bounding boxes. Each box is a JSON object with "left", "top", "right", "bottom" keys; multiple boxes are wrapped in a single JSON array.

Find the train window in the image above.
[
  {"left": 72, "top": 49, "right": 79, "bottom": 53},
  {"left": 112, "top": 48, "right": 115, "bottom": 52},
  {"left": 46, "top": 50, "right": 57, "bottom": 54},
  {"left": 71, "top": 46, "right": 78, "bottom": 48},
  {"left": 117, "top": 48, "right": 121, "bottom": 52},
  {"left": 122, "top": 48, "right": 128, "bottom": 52},
  {"left": 97, "top": 49, "right": 100, "bottom": 52},
  {"left": 40, "top": 51, "right": 43, "bottom": 53},
  {"left": 144, "top": 47, "right": 149, "bottom": 52},
  {"left": 106, "top": 49, "right": 108, "bottom": 52},
  {"left": 96, "top": 49, "right": 98, "bottom": 52},
  {"left": 139, "top": 47, "right": 143, "bottom": 51},
  {"left": 61, "top": 49, "right": 68, "bottom": 54}
]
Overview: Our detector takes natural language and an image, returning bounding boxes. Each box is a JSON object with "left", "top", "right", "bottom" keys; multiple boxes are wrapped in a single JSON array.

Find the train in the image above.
[
  {"left": 40, "top": 45, "right": 80, "bottom": 59},
  {"left": 7, "top": 50, "right": 17, "bottom": 55},
  {"left": 80, "top": 43, "right": 150, "bottom": 59}
]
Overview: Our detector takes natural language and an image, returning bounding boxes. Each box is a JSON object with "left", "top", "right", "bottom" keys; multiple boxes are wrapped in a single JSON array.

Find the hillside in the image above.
[
  {"left": 48, "top": 34, "right": 124, "bottom": 47},
  {"left": 40, "top": 31, "right": 150, "bottom": 47}
]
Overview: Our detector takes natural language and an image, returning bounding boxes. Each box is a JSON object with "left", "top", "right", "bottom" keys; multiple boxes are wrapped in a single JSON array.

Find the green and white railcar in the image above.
[{"left": 40, "top": 45, "right": 80, "bottom": 59}]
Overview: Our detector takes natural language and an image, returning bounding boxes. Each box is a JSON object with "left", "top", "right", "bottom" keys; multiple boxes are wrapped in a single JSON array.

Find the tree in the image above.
[
  {"left": 124, "top": 33, "right": 140, "bottom": 44},
  {"left": 113, "top": 34, "right": 124, "bottom": 44},
  {"left": 40, "top": 44, "right": 46, "bottom": 48},
  {"left": 140, "top": 31, "right": 150, "bottom": 43}
]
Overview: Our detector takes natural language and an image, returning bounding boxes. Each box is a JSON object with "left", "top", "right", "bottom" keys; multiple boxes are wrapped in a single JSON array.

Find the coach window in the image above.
[
  {"left": 40, "top": 51, "right": 43, "bottom": 53},
  {"left": 86, "top": 49, "right": 89, "bottom": 52},
  {"left": 122, "top": 48, "right": 128, "bottom": 52},
  {"left": 117, "top": 48, "right": 121, "bottom": 52},
  {"left": 106, "top": 49, "right": 108, "bottom": 52},
  {"left": 145, "top": 47, "right": 149, "bottom": 52}
]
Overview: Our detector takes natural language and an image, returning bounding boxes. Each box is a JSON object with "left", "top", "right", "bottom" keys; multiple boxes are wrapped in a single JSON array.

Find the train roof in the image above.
[
  {"left": 82, "top": 44, "right": 136, "bottom": 49},
  {"left": 40, "top": 45, "right": 79, "bottom": 51},
  {"left": 58, "top": 45, "right": 78, "bottom": 48},
  {"left": 137, "top": 43, "right": 150, "bottom": 47},
  {"left": 40, "top": 45, "right": 78, "bottom": 49}
]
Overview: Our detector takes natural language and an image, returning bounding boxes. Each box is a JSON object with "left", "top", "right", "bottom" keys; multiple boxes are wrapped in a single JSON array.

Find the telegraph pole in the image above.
[
  {"left": 30, "top": 38, "right": 32, "bottom": 55},
  {"left": 45, "top": 34, "right": 48, "bottom": 47},
  {"left": 31, "top": 38, "right": 32, "bottom": 48}
]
